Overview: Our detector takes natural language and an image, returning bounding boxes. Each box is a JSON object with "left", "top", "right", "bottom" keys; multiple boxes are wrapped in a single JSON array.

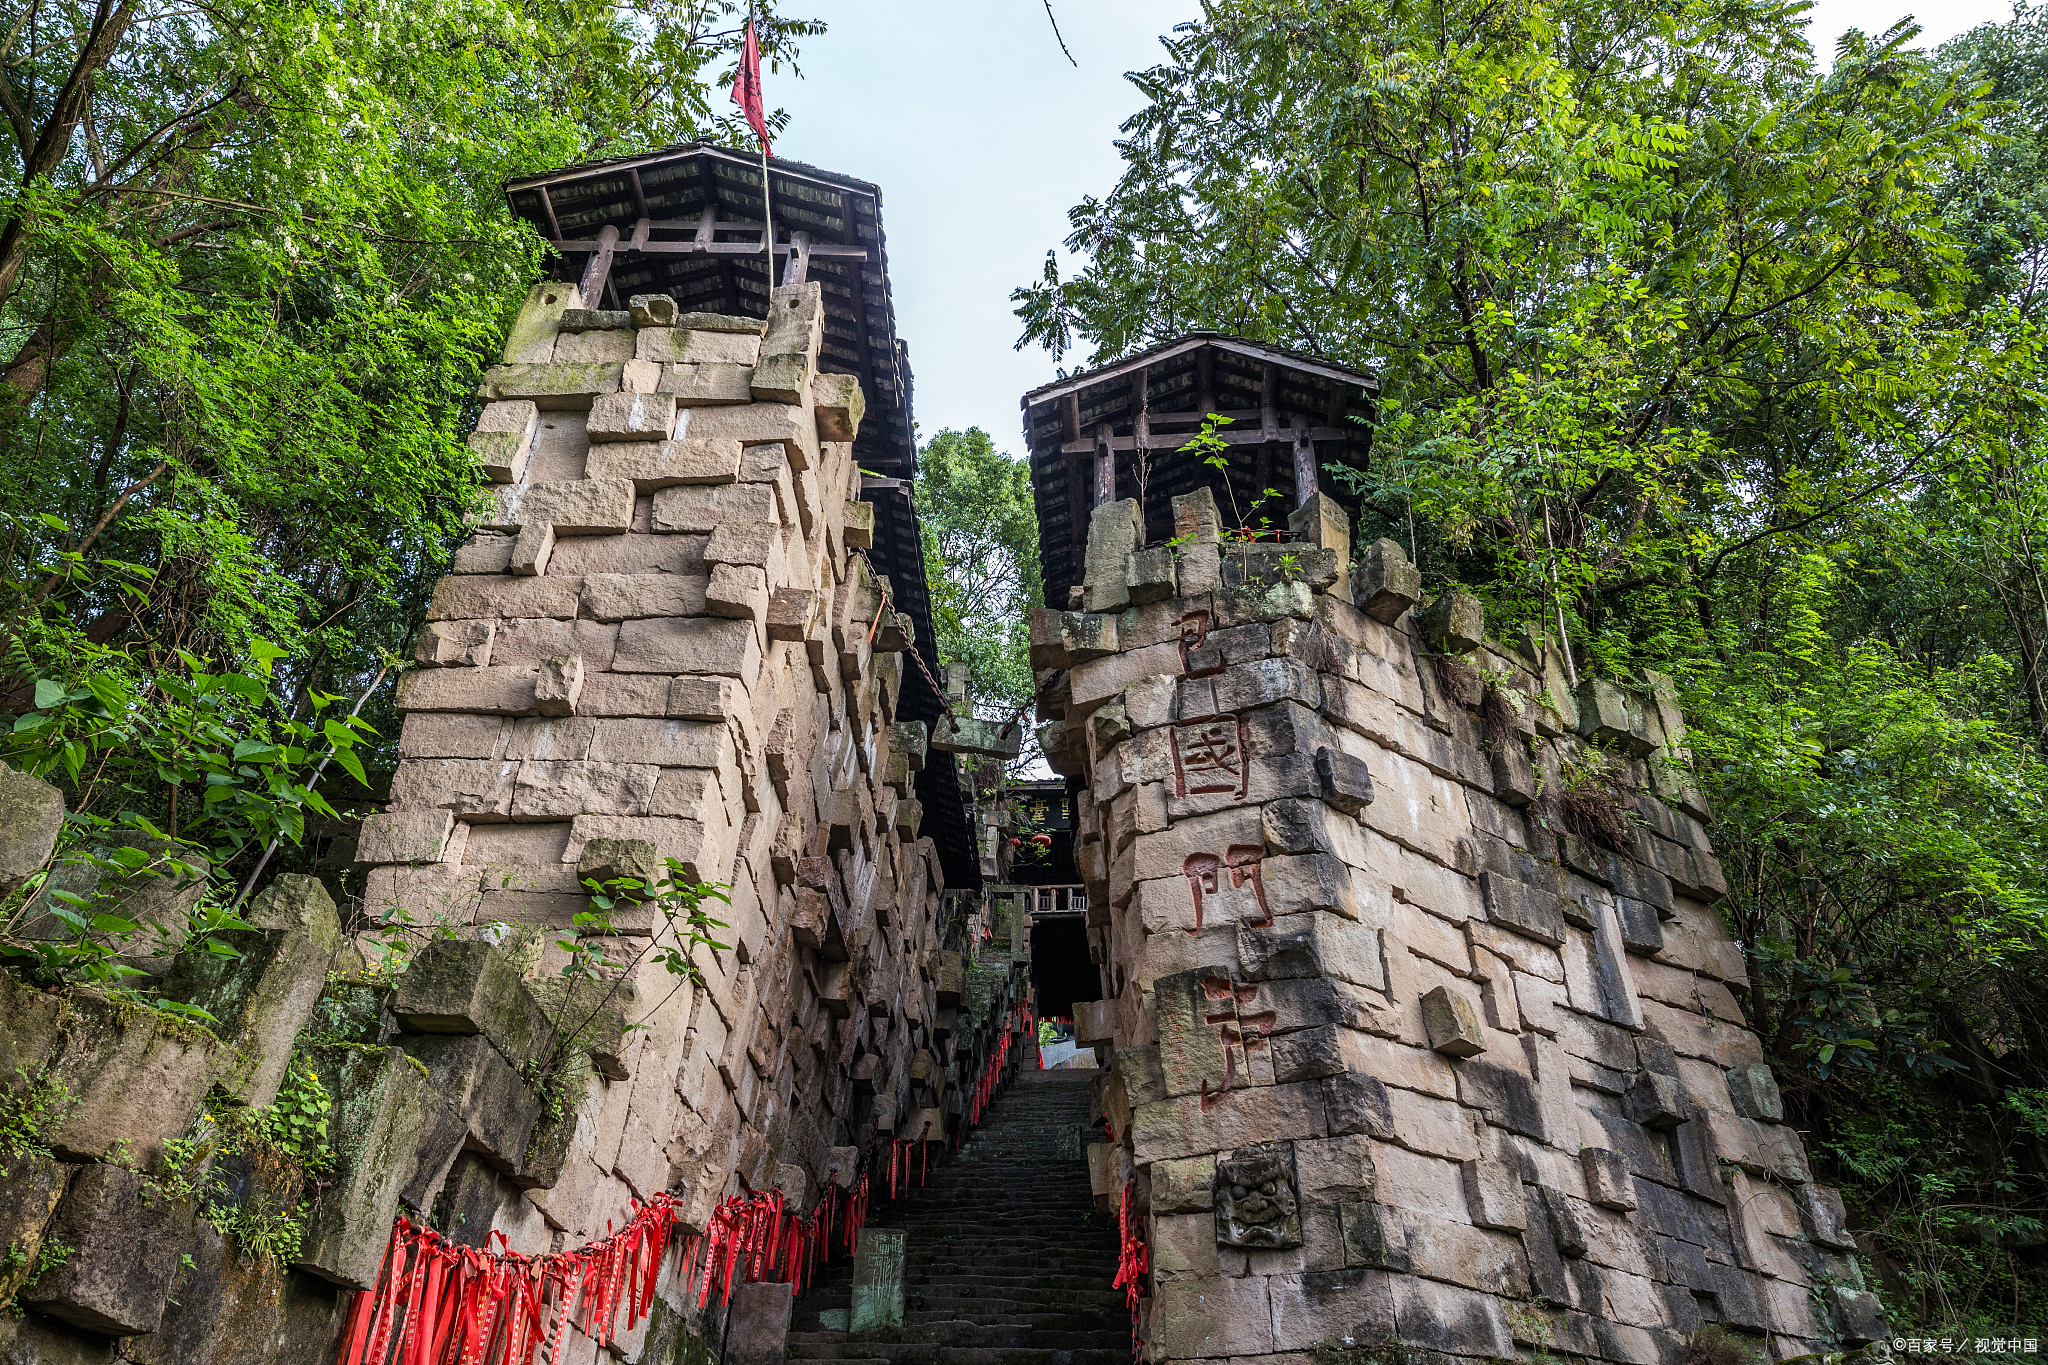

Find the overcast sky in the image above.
[{"left": 771, "top": 0, "right": 2021, "bottom": 454}]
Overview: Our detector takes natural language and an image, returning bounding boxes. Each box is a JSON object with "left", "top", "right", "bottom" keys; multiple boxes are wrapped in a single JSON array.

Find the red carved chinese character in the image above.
[{"left": 1171, "top": 714, "right": 1250, "bottom": 799}]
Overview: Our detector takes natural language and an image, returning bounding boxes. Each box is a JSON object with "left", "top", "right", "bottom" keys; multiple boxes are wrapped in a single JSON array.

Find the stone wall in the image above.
[
  {"left": 1033, "top": 489, "right": 1889, "bottom": 1364},
  {"left": 0, "top": 280, "right": 1025, "bottom": 1364}
]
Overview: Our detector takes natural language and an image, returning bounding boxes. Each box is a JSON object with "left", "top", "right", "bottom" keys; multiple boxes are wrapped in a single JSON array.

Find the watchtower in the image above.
[{"left": 1021, "top": 334, "right": 1378, "bottom": 609}]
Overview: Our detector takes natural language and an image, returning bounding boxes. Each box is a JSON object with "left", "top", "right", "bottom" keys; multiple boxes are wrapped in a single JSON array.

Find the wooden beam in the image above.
[
  {"left": 536, "top": 186, "right": 562, "bottom": 241},
  {"left": 627, "top": 216, "right": 651, "bottom": 252},
  {"left": 629, "top": 168, "right": 649, "bottom": 219},
  {"left": 782, "top": 231, "right": 813, "bottom": 286},
  {"left": 693, "top": 206, "right": 718, "bottom": 248},
  {"left": 1291, "top": 413, "right": 1317, "bottom": 509},
  {"left": 577, "top": 224, "right": 620, "bottom": 310},
  {"left": 555, "top": 237, "right": 867, "bottom": 260},
  {"left": 1094, "top": 425, "right": 1116, "bottom": 508},
  {"left": 1056, "top": 427, "right": 1349, "bottom": 455}
]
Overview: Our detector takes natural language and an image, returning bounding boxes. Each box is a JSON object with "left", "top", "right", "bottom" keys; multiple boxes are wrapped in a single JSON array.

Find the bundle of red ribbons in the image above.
[
  {"left": 966, "top": 1023, "right": 1015, "bottom": 1127},
  {"left": 1112, "top": 1178, "right": 1151, "bottom": 1359},
  {"left": 337, "top": 1170, "right": 871, "bottom": 1365}
]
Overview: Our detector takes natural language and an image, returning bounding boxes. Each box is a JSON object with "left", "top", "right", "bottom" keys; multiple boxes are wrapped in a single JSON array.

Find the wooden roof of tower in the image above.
[
  {"left": 1020, "top": 334, "right": 1379, "bottom": 611},
  {"left": 502, "top": 143, "right": 981, "bottom": 891}
]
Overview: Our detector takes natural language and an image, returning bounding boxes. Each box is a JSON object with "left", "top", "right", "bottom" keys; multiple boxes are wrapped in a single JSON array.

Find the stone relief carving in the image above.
[{"left": 1214, "top": 1141, "right": 1303, "bottom": 1249}]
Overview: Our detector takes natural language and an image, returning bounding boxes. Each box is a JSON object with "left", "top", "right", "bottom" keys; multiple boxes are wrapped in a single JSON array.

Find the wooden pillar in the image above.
[
  {"left": 1251, "top": 365, "right": 1278, "bottom": 530},
  {"left": 1062, "top": 393, "right": 1087, "bottom": 589},
  {"left": 1093, "top": 425, "right": 1116, "bottom": 507},
  {"left": 782, "top": 230, "right": 813, "bottom": 286},
  {"left": 577, "top": 223, "right": 620, "bottom": 309},
  {"left": 1292, "top": 413, "right": 1317, "bottom": 510},
  {"left": 1133, "top": 367, "right": 1151, "bottom": 541}
]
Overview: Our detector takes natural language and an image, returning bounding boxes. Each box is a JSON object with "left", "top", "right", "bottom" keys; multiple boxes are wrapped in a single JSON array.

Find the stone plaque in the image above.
[
  {"left": 1170, "top": 714, "right": 1250, "bottom": 799},
  {"left": 1214, "top": 1141, "right": 1303, "bottom": 1249}
]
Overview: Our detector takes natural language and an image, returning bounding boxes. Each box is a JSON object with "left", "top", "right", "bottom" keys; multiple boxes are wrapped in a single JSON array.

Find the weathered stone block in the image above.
[
  {"left": 1581, "top": 1146, "right": 1637, "bottom": 1210},
  {"left": 1125, "top": 546, "right": 1177, "bottom": 605},
  {"left": 586, "top": 390, "right": 678, "bottom": 443},
  {"left": 843, "top": 499, "right": 876, "bottom": 549},
  {"left": 1392, "top": 1275, "right": 1514, "bottom": 1358},
  {"left": 1725, "top": 1062, "right": 1783, "bottom": 1123},
  {"left": 1628, "top": 1070, "right": 1689, "bottom": 1130},
  {"left": 468, "top": 400, "right": 540, "bottom": 482},
  {"left": 657, "top": 361, "right": 756, "bottom": 407},
  {"left": 1148, "top": 1153, "right": 1215, "bottom": 1215},
  {"left": 391, "top": 939, "right": 549, "bottom": 1066},
  {"left": 415, "top": 618, "right": 495, "bottom": 668},
  {"left": 1314, "top": 746, "right": 1374, "bottom": 813},
  {"left": 1576, "top": 676, "right": 1651, "bottom": 754},
  {"left": 500, "top": 281, "right": 577, "bottom": 364},
  {"left": 1083, "top": 499, "right": 1144, "bottom": 613},
  {"left": 1339, "top": 1200, "right": 1411, "bottom": 1271},
  {"left": 585, "top": 438, "right": 743, "bottom": 491},
  {"left": 47, "top": 990, "right": 225, "bottom": 1165},
  {"left": 0, "top": 766, "right": 63, "bottom": 890},
  {"left": 558, "top": 308, "right": 629, "bottom": 332},
  {"left": 160, "top": 920, "right": 330, "bottom": 1108},
  {"left": 1460, "top": 1157, "right": 1527, "bottom": 1230},
  {"left": 614, "top": 616, "right": 760, "bottom": 687},
  {"left": 1061, "top": 610, "right": 1120, "bottom": 663},
  {"left": 1536, "top": 1184, "right": 1588, "bottom": 1257},
  {"left": 296, "top": 1044, "right": 437, "bottom": 1288},
  {"left": 629, "top": 293, "right": 678, "bottom": 328},
  {"left": 1419, "top": 590, "right": 1485, "bottom": 655},
  {"left": 533, "top": 655, "right": 583, "bottom": 717},
  {"left": 1825, "top": 1286, "right": 1888, "bottom": 1346},
  {"left": 726, "top": 1280, "right": 795, "bottom": 1365},
  {"left": 1479, "top": 870, "right": 1568, "bottom": 946},
  {"left": 553, "top": 328, "right": 635, "bottom": 363},
  {"left": 1421, "top": 984, "right": 1485, "bottom": 1056},
  {"left": 766, "top": 586, "right": 818, "bottom": 642},
  {"left": 488, "top": 477, "right": 635, "bottom": 535},
  {"left": 1797, "top": 1182, "right": 1856, "bottom": 1250},
  {"left": 810, "top": 373, "right": 865, "bottom": 441},
  {"left": 1354, "top": 538, "right": 1421, "bottom": 624},
  {"left": 0, "top": 1153, "right": 70, "bottom": 1307},
  {"left": 849, "top": 1228, "right": 905, "bottom": 1334},
  {"left": 477, "top": 362, "right": 623, "bottom": 409},
  {"left": 400, "top": 1032, "right": 543, "bottom": 1173},
  {"left": 21, "top": 1163, "right": 183, "bottom": 1335},
  {"left": 931, "top": 713, "right": 1022, "bottom": 759}
]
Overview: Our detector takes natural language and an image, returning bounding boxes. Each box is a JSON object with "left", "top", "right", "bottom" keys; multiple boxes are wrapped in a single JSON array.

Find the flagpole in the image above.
[{"left": 754, "top": 1, "right": 774, "bottom": 288}]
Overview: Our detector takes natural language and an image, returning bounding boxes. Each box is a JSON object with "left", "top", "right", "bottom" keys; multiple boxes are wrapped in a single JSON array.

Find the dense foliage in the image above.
[
  {"left": 0, "top": 0, "right": 819, "bottom": 945},
  {"left": 1017, "top": 0, "right": 2048, "bottom": 1335},
  {"left": 914, "top": 426, "right": 1042, "bottom": 714}
]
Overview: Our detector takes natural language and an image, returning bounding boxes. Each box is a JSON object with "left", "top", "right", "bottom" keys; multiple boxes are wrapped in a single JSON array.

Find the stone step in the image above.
[{"left": 783, "top": 1071, "right": 1123, "bottom": 1364}]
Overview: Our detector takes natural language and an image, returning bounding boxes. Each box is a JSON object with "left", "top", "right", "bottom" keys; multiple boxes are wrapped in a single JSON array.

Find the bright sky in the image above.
[{"left": 773, "top": 0, "right": 2021, "bottom": 456}]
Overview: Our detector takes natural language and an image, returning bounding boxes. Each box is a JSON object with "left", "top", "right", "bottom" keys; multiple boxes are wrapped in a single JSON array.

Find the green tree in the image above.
[
  {"left": 1014, "top": 0, "right": 2007, "bottom": 668},
  {"left": 0, "top": 0, "right": 820, "bottom": 885},
  {"left": 914, "top": 427, "right": 1041, "bottom": 712},
  {"left": 1018, "top": 0, "right": 2048, "bottom": 1332}
]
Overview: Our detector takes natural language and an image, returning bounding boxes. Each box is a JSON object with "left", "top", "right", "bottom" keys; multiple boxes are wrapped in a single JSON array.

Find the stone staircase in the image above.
[{"left": 783, "top": 1069, "right": 1131, "bottom": 1365}]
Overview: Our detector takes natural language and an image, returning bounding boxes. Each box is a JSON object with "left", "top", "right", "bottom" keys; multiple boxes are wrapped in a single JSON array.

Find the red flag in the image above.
[{"left": 730, "top": 19, "right": 771, "bottom": 157}]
